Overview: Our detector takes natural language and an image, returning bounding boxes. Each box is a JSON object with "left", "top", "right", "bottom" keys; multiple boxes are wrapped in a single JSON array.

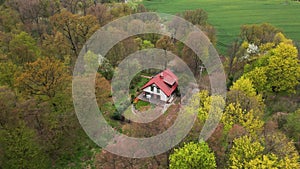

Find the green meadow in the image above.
[{"left": 143, "top": 0, "right": 300, "bottom": 54}]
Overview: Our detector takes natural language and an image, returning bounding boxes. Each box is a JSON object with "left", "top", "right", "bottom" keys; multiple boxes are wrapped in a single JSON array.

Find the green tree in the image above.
[
  {"left": 98, "top": 56, "right": 114, "bottom": 80},
  {"left": 0, "top": 86, "right": 18, "bottom": 128},
  {"left": 135, "top": 38, "right": 154, "bottom": 50},
  {"left": 84, "top": 50, "right": 99, "bottom": 73},
  {"left": 127, "top": 0, "right": 142, "bottom": 12},
  {"left": 0, "top": 122, "right": 50, "bottom": 169},
  {"left": 0, "top": 5, "right": 22, "bottom": 32},
  {"left": 169, "top": 141, "right": 217, "bottom": 169},
  {"left": 0, "top": 61, "right": 19, "bottom": 88},
  {"left": 284, "top": 109, "right": 300, "bottom": 142},
  {"left": 8, "top": 31, "right": 40, "bottom": 65}
]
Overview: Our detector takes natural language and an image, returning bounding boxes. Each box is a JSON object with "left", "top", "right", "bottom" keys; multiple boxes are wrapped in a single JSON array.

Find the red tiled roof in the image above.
[{"left": 141, "top": 69, "right": 178, "bottom": 96}]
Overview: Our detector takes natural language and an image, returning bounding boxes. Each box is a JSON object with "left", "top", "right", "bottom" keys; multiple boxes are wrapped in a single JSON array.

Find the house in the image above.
[{"left": 141, "top": 69, "right": 178, "bottom": 103}]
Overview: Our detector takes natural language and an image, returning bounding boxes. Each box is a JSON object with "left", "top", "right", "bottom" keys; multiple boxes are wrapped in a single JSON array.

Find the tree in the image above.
[
  {"left": 228, "top": 136, "right": 264, "bottom": 168},
  {"left": 16, "top": 57, "right": 70, "bottom": 100},
  {"left": 156, "top": 36, "right": 175, "bottom": 51},
  {"left": 229, "top": 76, "right": 264, "bottom": 115},
  {"left": 244, "top": 42, "right": 300, "bottom": 94},
  {"left": 264, "top": 131, "right": 299, "bottom": 161},
  {"left": 189, "top": 90, "right": 225, "bottom": 124},
  {"left": 226, "top": 89, "right": 265, "bottom": 118},
  {"left": 222, "top": 103, "right": 264, "bottom": 137},
  {"left": 0, "top": 5, "right": 22, "bottom": 32},
  {"left": 230, "top": 77, "right": 257, "bottom": 98},
  {"left": 60, "top": 0, "right": 81, "bottom": 14},
  {"left": 83, "top": 50, "right": 99, "bottom": 73},
  {"left": 0, "top": 122, "right": 50, "bottom": 168},
  {"left": 245, "top": 154, "right": 279, "bottom": 169},
  {"left": 0, "top": 61, "right": 19, "bottom": 88},
  {"left": 8, "top": 31, "right": 40, "bottom": 65},
  {"left": 135, "top": 38, "right": 154, "bottom": 50},
  {"left": 0, "top": 87, "right": 18, "bottom": 128},
  {"left": 179, "top": 9, "right": 216, "bottom": 44},
  {"left": 106, "top": 37, "right": 138, "bottom": 67},
  {"left": 98, "top": 56, "right": 114, "bottom": 80},
  {"left": 228, "top": 134, "right": 300, "bottom": 169},
  {"left": 41, "top": 31, "right": 72, "bottom": 62},
  {"left": 127, "top": 0, "right": 142, "bottom": 12},
  {"left": 244, "top": 67, "right": 268, "bottom": 93},
  {"left": 87, "top": 3, "right": 111, "bottom": 26},
  {"left": 95, "top": 150, "right": 168, "bottom": 169},
  {"left": 283, "top": 109, "right": 300, "bottom": 144},
  {"left": 77, "top": 0, "right": 94, "bottom": 15},
  {"left": 273, "top": 32, "right": 293, "bottom": 45},
  {"left": 109, "top": 3, "right": 132, "bottom": 18},
  {"left": 201, "top": 24, "right": 217, "bottom": 45},
  {"left": 169, "top": 141, "right": 217, "bottom": 169},
  {"left": 265, "top": 43, "right": 300, "bottom": 93},
  {"left": 182, "top": 44, "right": 200, "bottom": 75},
  {"left": 240, "top": 23, "right": 280, "bottom": 45},
  {"left": 181, "top": 9, "right": 208, "bottom": 26},
  {"left": 95, "top": 73, "right": 111, "bottom": 108},
  {"left": 50, "top": 10, "right": 99, "bottom": 63},
  {"left": 6, "top": 0, "right": 52, "bottom": 36}
]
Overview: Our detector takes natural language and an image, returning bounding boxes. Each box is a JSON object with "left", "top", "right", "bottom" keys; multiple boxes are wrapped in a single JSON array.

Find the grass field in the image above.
[{"left": 142, "top": 0, "right": 300, "bottom": 54}]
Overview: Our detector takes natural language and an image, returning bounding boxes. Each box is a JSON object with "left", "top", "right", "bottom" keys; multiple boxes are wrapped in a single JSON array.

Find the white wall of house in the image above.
[{"left": 143, "top": 84, "right": 169, "bottom": 102}]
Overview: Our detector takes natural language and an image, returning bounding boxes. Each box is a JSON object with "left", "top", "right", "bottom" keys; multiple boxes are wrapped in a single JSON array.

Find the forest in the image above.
[{"left": 0, "top": 0, "right": 299, "bottom": 168}]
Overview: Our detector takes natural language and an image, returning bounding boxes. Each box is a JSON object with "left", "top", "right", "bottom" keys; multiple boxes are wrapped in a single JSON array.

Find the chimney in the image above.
[{"left": 160, "top": 72, "right": 164, "bottom": 79}]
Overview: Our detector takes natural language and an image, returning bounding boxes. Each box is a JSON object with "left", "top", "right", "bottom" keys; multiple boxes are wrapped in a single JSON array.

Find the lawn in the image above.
[
  {"left": 135, "top": 100, "right": 151, "bottom": 110},
  {"left": 142, "top": 0, "right": 300, "bottom": 54}
]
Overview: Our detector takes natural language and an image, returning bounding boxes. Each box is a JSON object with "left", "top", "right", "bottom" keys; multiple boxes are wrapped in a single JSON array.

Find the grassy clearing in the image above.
[
  {"left": 143, "top": 0, "right": 300, "bottom": 54},
  {"left": 135, "top": 100, "right": 151, "bottom": 110}
]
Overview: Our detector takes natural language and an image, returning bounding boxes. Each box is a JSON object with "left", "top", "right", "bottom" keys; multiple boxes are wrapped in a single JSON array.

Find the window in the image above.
[
  {"left": 151, "top": 85, "right": 154, "bottom": 92},
  {"left": 157, "top": 88, "right": 160, "bottom": 93}
]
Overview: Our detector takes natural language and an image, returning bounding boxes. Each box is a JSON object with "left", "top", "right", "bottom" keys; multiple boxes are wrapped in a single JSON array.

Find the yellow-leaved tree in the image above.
[
  {"left": 229, "top": 135, "right": 300, "bottom": 169},
  {"left": 266, "top": 43, "right": 300, "bottom": 93},
  {"left": 246, "top": 42, "right": 300, "bottom": 94},
  {"left": 169, "top": 141, "right": 217, "bottom": 169},
  {"left": 16, "top": 57, "right": 70, "bottom": 100}
]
